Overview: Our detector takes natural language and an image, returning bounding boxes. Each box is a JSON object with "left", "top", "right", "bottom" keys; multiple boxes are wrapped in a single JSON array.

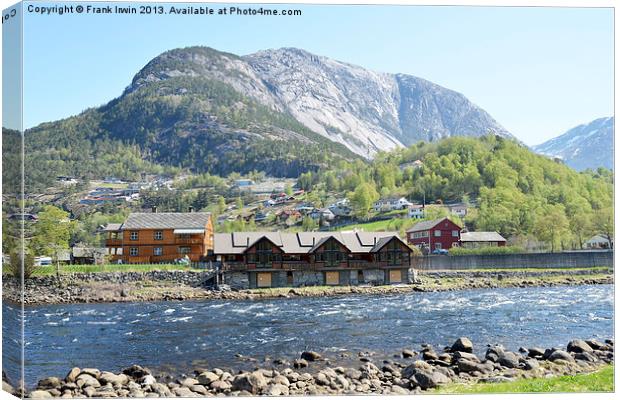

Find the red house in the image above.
[{"left": 406, "top": 217, "right": 462, "bottom": 251}]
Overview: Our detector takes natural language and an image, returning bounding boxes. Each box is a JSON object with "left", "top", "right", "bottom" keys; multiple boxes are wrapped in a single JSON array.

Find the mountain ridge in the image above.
[{"left": 533, "top": 117, "right": 614, "bottom": 171}]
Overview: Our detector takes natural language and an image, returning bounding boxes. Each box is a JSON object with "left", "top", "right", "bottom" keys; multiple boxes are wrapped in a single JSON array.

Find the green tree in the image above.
[
  {"left": 31, "top": 205, "right": 74, "bottom": 256},
  {"left": 217, "top": 196, "right": 226, "bottom": 215},
  {"left": 235, "top": 197, "right": 244, "bottom": 211},
  {"left": 284, "top": 184, "right": 293, "bottom": 196},
  {"left": 302, "top": 216, "right": 318, "bottom": 231},
  {"left": 348, "top": 182, "right": 379, "bottom": 219},
  {"left": 592, "top": 207, "right": 614, "bottom": 249},
  {"left": 533, "top": 205, "right": 570, "bottom": 252}
]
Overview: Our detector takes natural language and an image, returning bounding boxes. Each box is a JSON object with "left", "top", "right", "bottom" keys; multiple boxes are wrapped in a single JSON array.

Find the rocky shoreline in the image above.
[
  {"left": 2, "top": 268, "right": 613, "bottom": 306},
  {"left": 5, "top": 337, "right": 614, "bottom": 397}
]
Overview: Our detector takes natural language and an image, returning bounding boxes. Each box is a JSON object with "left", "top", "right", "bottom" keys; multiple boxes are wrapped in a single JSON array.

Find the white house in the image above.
[
  {"left": 585, "top": 234, "right": 613, "bottom": 249},
  {"left": 373, "top": 197, "right": 413, "bottom": 212},
  {"left": 448, "top": 204, "right": 468, "bottom": 218},
  {"left": 407, "top": 204, "right": 425, "bottom": 219}
]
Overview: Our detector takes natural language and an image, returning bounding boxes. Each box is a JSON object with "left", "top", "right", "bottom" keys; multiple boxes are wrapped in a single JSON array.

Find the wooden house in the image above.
[
  {"left": 104, "top": 212, "right": 214, "bottom": 264},
  {"left": 214, "top": 231, "right": 414, "bottom": 289},
  {"left": 406, "top": 217, "right": 462, "bottom": 251}
]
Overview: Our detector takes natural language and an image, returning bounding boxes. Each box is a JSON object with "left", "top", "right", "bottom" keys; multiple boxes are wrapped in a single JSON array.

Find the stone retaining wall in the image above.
[{"left": 416, "top": 251, "right": 613, "bottom": 271}]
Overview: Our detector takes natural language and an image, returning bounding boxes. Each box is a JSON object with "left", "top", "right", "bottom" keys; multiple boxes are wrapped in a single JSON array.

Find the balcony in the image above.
[
  {"left": 174, "top": 238, "right": 204, "bottom": 245},
  {"left": 105, "top": 238, "right": 122, "bottom": 247}
]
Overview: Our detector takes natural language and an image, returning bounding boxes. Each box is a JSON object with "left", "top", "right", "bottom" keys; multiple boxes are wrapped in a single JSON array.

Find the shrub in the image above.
[{"left": 8, "top": 248, "right": 38, "bottom": 279}]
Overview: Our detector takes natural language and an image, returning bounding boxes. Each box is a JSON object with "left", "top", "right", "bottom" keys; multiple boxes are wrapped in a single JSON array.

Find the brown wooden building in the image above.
[
  {"left": 105, "top": 212, "right": 213, "bottom": 264},
  {"left": 214, "top": 231, "right": 414, "bottom": 288}
]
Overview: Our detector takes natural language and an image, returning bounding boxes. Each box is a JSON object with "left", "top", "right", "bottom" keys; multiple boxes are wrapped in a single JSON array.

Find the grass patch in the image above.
[
  {"left": 335, "top": 218, "right": 414, "bottom": 232},
  {"left": 3, "top": 264, "right": 205, "bottom": 276},
  {"left": 434, "top": 365, "right": 614, "bottom": 393},
  {"left": 424, "top": 266, "right": 611, "bottom": 273}
]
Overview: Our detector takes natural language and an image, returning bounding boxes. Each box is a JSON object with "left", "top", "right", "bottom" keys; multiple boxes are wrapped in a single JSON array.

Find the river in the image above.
[{"left": 3, "top": 284, "right": 613, "bottom": 387}]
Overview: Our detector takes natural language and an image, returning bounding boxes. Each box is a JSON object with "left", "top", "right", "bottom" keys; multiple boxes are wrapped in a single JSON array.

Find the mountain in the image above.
[
  {"left": 25, "top": 45, "right": 514, "bottom": 187},
  {"left": 533, "top": 117, "right": 614, "bottom": 171}
]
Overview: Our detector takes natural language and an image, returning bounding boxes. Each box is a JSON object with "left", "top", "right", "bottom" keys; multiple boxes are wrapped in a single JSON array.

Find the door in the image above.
[
  {"left": 257, "top": 272, "right": 272, "bottom": 288},
  {"left": 389, "top": 269, "right": 402, "bottom": 284},
  {"left": 325, "top": 271, "right": 339, "bottom": 285}
]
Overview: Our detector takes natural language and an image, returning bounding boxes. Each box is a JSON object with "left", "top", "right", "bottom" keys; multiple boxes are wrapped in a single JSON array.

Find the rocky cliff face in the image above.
[
  {"left": 129, "top": 46, "right": 514, "bottom": 157},
  {"left": 534, "top": 117, "right": 614, "bottom": 171}
]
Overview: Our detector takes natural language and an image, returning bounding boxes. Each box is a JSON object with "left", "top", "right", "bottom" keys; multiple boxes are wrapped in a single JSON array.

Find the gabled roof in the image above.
[
  {"left": 309, "top": 235, "right": 349, "bottom": 253},
  {"left": 120, "top": 212, "right": 211, "bottom": 230},
  {"left": 214, "top": 231, "right": 407, "bottom": 255},
  {"left": 243, "top": 235, "right": 283, "bottom": 253},
  {"left": 369, "top": 235, "right": 410, "bottom": 253},
  {"left": 460, "top": 232, "right": 506, "bottom": 242},
  {"left": 406, "top": 217, "right": 461, "bottom": 233}
]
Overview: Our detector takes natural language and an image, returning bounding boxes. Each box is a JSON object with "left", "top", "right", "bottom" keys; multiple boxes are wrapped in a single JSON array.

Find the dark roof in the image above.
[
  {"left": 406, "top": 217, "right": 461, "bottom": 233},
  {"left": 214, "top": 231, "right": 407, "bottom": 255},
  {"left": 460, "top": 232, "right": 506, "bottom": 242},
  {"left": 121, "top": 212, "right": 211, "bottom": 230}
]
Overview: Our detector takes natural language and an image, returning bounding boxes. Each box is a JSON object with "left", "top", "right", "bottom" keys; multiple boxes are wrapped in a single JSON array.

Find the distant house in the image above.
[
  {"left": 310, "top": 208, "right": 335, "bottom": 221},
  {"left": 459, "top": 232, "right": 507, "bottom": 248},
  {"left": 373, "top": 197, "right": 413, "bottom": 212},
  {"left": 398, "top": 160, "right": 423, "bottom": 170},
  {"left": 329, "top": 202, "right": 352, "bottom": 217},
  {"left": 448, "top": 203, "right": 468, "bottom": 218},
  {"left": 104, "top": 212, "right": 214, "bottom": 264},
  {"left": 407, "top": 205, "right": 425, "bottom": 219},
  {"left": 56, "top": 176, "right": 78, "bottom": 185},
  {"left": 234, "top": 179, "right": 255, "bottom": 188},
  {"left": 406, "top": 217, "right": 462, "bottom": 250},
  {"left": 72, "top": 247, "right": 107, "bottom": 264},
  {"left": 585, "top": 234, "right": 613, "bottom": 249}
]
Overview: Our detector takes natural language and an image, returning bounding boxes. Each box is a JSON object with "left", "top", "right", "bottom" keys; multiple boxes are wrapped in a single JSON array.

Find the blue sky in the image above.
[{"left": 9, "top": 2, "right": 615, "bottom": 145}]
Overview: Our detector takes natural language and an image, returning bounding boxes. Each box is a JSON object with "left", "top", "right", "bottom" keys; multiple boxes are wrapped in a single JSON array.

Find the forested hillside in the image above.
[
  {"left": 298, "top": 135, "right": 613, "bottom": 248},
  {"left": 24, "top": 75, "right": 357, "bottom": 191}
]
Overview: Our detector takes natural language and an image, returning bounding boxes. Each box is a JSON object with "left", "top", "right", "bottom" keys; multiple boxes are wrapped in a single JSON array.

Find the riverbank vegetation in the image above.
[{"left": 435, "top": 364, "right": 614, "bottom": 393}]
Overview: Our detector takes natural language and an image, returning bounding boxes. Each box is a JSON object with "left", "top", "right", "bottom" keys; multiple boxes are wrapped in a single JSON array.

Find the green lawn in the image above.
[
  {"left": 3, "top": 264, "right": 204, "bottom": 276},
  {"left": 434, "top": 365, "right": 614, "bottom": 394},
  {"left": 335, "top": 218, "right": 414, "bottom": 232}
]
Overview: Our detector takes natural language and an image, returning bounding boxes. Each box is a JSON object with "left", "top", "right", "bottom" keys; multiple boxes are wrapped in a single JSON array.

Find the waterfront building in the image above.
[{"left": 214, "top": 231, "right": 414, "bottom": 289}]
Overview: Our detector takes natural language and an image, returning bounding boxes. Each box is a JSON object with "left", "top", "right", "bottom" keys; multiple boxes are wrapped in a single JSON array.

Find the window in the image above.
[
  {"left": 452, "top": 230, "right": 459, "bottom": 237},
  {"left": 154, "top": 247, "right": 163, "bottom": 256},
  {"left": 154, "top": 231, "right": 163, "bottom": 240},
  {"left": 130, "top": 231, "right": 139, "bottom": 241},
  {"left": 316, "top": 239, "right": 345, "bottom": 267},
  {"left": 179, "top": 246, "right": 191, "bottom": 255},
  {"left": 129, "top": 247, "right": 138, "bottom": 256},
  {"left": 434, "top": 230, "right": 441, "bottom": 237},
  {"left": 248, "top": 240, "right": 281, "bottom": 267},
  {"left": 385, "top": 240, "right": 408, "bottom": 266},
  {"left": 435, "top": 243, "right": 442, "bottom": 249}
]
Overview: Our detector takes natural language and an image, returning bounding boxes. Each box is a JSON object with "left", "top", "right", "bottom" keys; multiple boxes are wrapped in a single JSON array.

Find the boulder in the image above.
[
  {"left": 567, "top": 340, "right": 594, "bottom": 354},
  {"left": 451, "top": 337, "right": 473, "bottom": 353},
  {"left": 452, "top": 352, "right": 480, "bottom": 363},
  {"left": 210, "top": 380, "right": 232, "bottom": 391},
  {"left": 523, "top": 359, "right": 540, "bottom": 370},
  {"left": 122, "top": 365, "right": 151, "bottom": 379},
  {"left": 585, "top": 339, "right": 607, "bottom": 350},
  {"left": 390, "top": 385, "right": 409, "bottom": 395},
  {"left": 197, "top": 371, "right": 219, "bottom": 386},
  {"left": 29, "top": 390, "right": 53, "bottom": 398},
  {"left": 139, "top": 375, "right": 156, "bottom": 386},
  {"left": 65, "top": 368, "right": 81, "bottom": 383},
  {"left": 189, "top": 384, "right": 208, "bottom": 395},
  {"left": 548, "top": 350, "right": 575, "bottom": 363},
  {"left": 180, "top": 378, "right": 199, "bottom": 387},
  {"left": 300, "top": 351, "right": 322, "bottom": 361},
  {"left": 457, "top": 359, "right": 492, "bottom": 374},
  {"left": 76, "top": 374, "right": 101, "bottom": 388},
  {"left": 401, "top": 361, "right": 433, "bottom": 379},
  {"left": 99, "top": 372, "right": 129, "bottom": 386},
  {"left": 412, "top": 370, "right": 450, "bottom": 390},
  {"left": 2, "top": 381, "right": 14, "bottom": 395},
  {"left": 37, "top": 377, "right": 62, "bottom": 389},
  {"left": 80, "top": 369, "right": 101, "bottom": 379},
  {"left": 231, "top": 372, "right": 268, "bottom": 394},
  {"left": 265, "top": 383, "right": 289, "bottom": 396},
  {"left": 293, "top": 359, "right": 309, "bottom": 369},
  {"left": 498, "top": 352, "right": 520, "bottom": 368},
  {"left": 402, "top": 349, "right": 416, "bottom": 359},
  {"left": 574, "top": 352, "right": 598, "bottom": 363},
  {"left": 528, "top": 348, "right": 545, "bottom": 359}
]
